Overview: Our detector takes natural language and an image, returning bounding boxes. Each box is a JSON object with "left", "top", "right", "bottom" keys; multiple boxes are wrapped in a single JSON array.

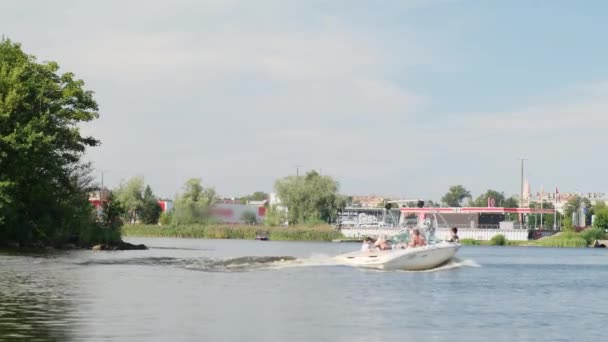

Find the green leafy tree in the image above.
[
  {"left": 469, "top": 190, "right": 509, "bottom": 207},
  {"left": 0, "top": 38, "right": 103, "bottom": 245},
  {"left": 441, "top": 185, "right": 471, "bottom": 207},
  {"left": 139, "top": 185, "right": 162, "bottom": 224},
  {"left": 563, "top": 196, "right": 592, "bottom": 225},
  {"left": 240, "top": 191, "right": 269, "bottom": 202},
  {"left": 240, "top": 211, "right": 258, "bottom": 225},
  {"left": 592, "top": 208, "right": 608, "bottom": 231},
  {"left": 115, "top": 176, "right": 145, "bottom": 223},
  {"left": 263, "top": 205, "right": 287, "bottom": 226},
  {"left": 528, "top": 201, "right": 558, "bottom": 228},
  {"left": 274, "top": 170, "right": 341, "bottom": 225},
  {"left": 100, "top": 192, "right": 125, "bottom": 230},
  {"left": 173, "top": 178, "right": 216, "bottom": 224}
]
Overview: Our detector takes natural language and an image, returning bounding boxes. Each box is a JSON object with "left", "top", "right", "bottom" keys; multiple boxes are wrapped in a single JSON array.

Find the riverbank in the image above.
[
  {"left": 459, "top": 229, "right": 607, "bottom": 248},
  {"left": 122, "top": 224, "right": 344, "bottom": 241}
]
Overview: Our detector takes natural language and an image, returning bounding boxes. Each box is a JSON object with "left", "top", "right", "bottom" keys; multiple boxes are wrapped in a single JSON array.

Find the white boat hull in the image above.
[{"left": 334, "top": 241, "right": 459, "bottom": 271}]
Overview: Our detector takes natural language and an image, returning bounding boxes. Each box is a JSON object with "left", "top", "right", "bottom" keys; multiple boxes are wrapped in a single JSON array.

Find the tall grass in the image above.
[
  {"left": 579, "top": 228, "right": 606, "bottom": 245},
  {"left": 122, "top": 224, "right": 344, "bottom": 241},
  {"left": 536, "top": 232, "right": 588, "bottom": 248}
]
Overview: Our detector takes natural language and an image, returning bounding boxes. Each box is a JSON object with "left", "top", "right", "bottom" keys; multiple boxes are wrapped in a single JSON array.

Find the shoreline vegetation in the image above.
[
  {"left": 122, "top": 224, "right": 344, "bottom": 241},
  {"left": 460, "top": 229, "right": 607, "bottom": 248},
  {"left": 122, "top": 226, "right": 607, "bottom": 248}
]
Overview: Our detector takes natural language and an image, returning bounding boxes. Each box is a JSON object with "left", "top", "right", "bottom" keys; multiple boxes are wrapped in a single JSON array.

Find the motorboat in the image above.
[
  {"left": 255, "top": 231, "right": 269, "bottom": 241},
  {"left": 334, "top": 241, "right": 459, "bottom": 271}
]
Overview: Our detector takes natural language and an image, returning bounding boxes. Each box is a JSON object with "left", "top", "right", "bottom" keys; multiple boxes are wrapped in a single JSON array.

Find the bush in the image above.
[
  {"left": 459, "top": 238, "right": 480, "bottom": 245},
  {"left": 580, "top": 228, "right": 606, "bottom": 245},
  {"left": 562, "top": 217, "right": 574, "bottom": 232},
  {"left": 159, "top": 211, "right": 173, "bottom": 225},
  {"left": 489, "top": 234, "right": 507, "bottom": 246},
  {"left": 240, "top": 211, "right": 258, "bottom": 225}
]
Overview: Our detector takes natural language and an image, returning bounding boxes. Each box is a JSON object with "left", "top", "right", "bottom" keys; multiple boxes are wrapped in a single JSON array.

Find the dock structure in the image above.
[{"left": 337, "top": 206, "right": 557, "bottom": 241}]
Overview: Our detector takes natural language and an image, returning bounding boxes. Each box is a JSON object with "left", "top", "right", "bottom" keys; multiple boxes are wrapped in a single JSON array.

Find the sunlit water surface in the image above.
[{"left": 1, "top": 238, "right": 607, "bottom": 341}]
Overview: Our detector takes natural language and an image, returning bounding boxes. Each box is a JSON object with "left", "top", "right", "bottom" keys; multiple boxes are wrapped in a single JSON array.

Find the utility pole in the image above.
[
  {"left": 518, "top": 158, "right": 527, "bottom": 224},
  {"left": 100, "top": 169, "right": 109, "bottom": 202},
  {"left": 294, "top": 164, "right": 303, "bottom": 178}
]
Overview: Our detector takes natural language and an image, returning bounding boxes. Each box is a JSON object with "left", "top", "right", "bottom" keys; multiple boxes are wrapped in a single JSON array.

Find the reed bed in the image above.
[{"left": 122, "top": 224, "right": 344, "bottom": 241}]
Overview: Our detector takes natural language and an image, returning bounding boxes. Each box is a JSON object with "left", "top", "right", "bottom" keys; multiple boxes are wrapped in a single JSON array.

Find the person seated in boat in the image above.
[
  {"left": 449, "top": 227, "right": 460, "bottom": 243},
  {"left": 372, "top": 236, "right": 391, "bottom": 251},
  {"left": 408, "top": 229, "right": 427, "bottom": 247},
  {"left": 360, "top": 237, "right": 374, "bottom": 252}
]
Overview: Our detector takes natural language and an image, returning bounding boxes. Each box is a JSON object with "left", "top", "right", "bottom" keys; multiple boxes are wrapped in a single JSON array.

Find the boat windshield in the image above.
[{"left": 390, "top": 231, "right": 410, "bottom": 244}]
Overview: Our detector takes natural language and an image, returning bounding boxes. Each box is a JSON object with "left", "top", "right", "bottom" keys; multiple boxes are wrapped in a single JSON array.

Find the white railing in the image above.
[{"left": 339, "top": 227, "right": 532, "bottom": 241}]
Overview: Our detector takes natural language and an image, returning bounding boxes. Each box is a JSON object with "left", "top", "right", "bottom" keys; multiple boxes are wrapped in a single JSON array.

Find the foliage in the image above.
[
  {"left": 240, "top": 191, "right": 268, "bottom": 202},
  {"left": 489, "top": 234, "right": 507, "bottom": 246},
  {"left": 528, "top": 201, "right": 559, "bottom": 228},
  {"left": 468, "top": 189, "right": 518, "bottom": 208},
  {"left": 274, "top": 170, "right": 342, "bottom": 225},
  {"left": 263, "top": 205, "right": 287, "bottom": 226},
  {"left": 579, "top": 228, "right": 606, "bottom": 244},
  {"left": 592, "top": 208, "right": 608, "bottom": 231},
  {"left": 562, "top": 217, "right": 574, "bottom": 232},
  {"left": 563, "top": 196, "right": 592, "bottom": 225},
  {"left": 459, "top": 238, "right": 481, "bottom": 245},
  {"left": 159, "top": 211, "right": 173, "bottom": 226},
  {"left": 173, "top": 178, "right": 217, "bottom": 224},
  {"left": 240, "top": 211, "right": 258, "bottom": 225},
  {"left": 139, "top": 185, "right": 162, "bottom": 224},
  {"left": 122, "top": 224, "right": 344, "bottom": 241},
  {"left": 441, "top": 185, "right": 471, "bottom": 207},
  {"left": 99, "top": 192, "right": 125, "bottom": 230},
  {"left": 114, "top": 176, "right": 145, "bottom": 223},
  {"left": 0, "top": 38, "right": 110, "bottom": 246},
  {"left": 536, "top": 232, "right": 587, "bottom": 248}
]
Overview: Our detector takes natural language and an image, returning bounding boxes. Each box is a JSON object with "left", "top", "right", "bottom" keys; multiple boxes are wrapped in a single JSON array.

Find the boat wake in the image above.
[
  {"left": 78, "top": 255, "right": 479, "bottom": 273},
  {"left": 399, "top": 258, "right": 481, "bottom": 273},
  {"left": 78, "top": 256, "right": 302, "bottom": 272}
]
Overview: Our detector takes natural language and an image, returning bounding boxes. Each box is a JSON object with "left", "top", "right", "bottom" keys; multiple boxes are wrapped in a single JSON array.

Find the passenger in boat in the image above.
[
  {"left": 372, "top": 236, "right": 391, "bottom": 251},
  {"left": 409, "top": 229, "right": 427, "bottom": 247},
  {"left": 361, "top": 237, "right": 374, "bottom": 252},
  {"left": 449, "top": 227, "right": 460, "bottom": 243}
]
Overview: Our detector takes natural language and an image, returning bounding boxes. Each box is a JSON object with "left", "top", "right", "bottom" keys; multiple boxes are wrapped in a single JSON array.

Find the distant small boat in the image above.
[{"left": 255, "top": 232, "right": 269, "bottom": 241}]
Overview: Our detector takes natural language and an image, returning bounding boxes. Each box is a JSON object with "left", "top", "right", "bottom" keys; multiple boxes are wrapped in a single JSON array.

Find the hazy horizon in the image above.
[{"left": 3, "top": 0, "right": 607, "bottom": 200}]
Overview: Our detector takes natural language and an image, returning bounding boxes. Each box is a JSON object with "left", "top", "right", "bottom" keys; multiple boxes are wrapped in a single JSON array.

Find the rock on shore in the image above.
[{"left": 92, "top": 241, "right": 148, "bottom": 251}]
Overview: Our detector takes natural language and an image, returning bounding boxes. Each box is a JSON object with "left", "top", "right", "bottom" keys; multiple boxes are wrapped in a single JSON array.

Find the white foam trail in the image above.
[
  {"left": 401, "top": 258, "right": 481, "bottom": 273},
  {"left": 266, "top": 254, "right": 342, "bottom": 270}
]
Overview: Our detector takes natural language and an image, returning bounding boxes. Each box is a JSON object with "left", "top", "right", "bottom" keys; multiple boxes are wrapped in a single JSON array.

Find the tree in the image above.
[
  {"left": 563, "top": 196, "right": 592, "bottom": 226},
  {"left": 468, "top": 190, "right": 507, "bottom": 207},
  {"left": 139, "top": 185, "right": 162, "bottom": 224},
  {"left": 173, "top": 178, "right": 216, "bottom": 224},
  {"left": 240, "top": 191, "right": 269, "bottom": 202},
  {"left": 441, "top": 185, "right": 471, "bottom": 207},
  {"left": 115, "top": 176, "right": 145, "bottom": 223},
  {"left": 263, "top": 205, "right": 287, "bottom": 226},
  {"left": 528, "top": 201, "right": 558, "bottom": 229},
  {"left": 0, "top": 38, "right": 103, "bottom": 245},
  {"left": 240, "top": 211, "right": 258, "bottom": 225},
  {"left": 592, "top": 208, "right": 608, "bottom": 231},
  {"left": 99, "top": 192, "right": 125, "bottom": 230},
  {"left": 274, "top": 170, "right": 341, "bottom": 224}
]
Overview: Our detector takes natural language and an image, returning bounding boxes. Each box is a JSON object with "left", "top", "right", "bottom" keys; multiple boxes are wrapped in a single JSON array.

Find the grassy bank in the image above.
[
  {"left": 122, "top": 224, "right": 344, "bottom": 241},
  {"left": 459, "top": 229, "right": 607, "bottom": 248}
]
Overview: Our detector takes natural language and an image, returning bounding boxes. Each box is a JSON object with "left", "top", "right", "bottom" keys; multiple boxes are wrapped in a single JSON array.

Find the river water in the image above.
[{"left": 1, "top": 238, "right": 607, "bottom": 342}]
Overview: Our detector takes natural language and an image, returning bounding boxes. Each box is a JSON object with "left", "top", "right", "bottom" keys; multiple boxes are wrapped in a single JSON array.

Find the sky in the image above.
[{"left": 2, "top": 0, "right": 607, "bottom": 201}]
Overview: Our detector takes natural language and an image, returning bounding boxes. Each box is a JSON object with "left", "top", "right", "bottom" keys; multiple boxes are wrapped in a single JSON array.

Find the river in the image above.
[{"left": 1, "top": 238, "right": 607, "bottom": 342}]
